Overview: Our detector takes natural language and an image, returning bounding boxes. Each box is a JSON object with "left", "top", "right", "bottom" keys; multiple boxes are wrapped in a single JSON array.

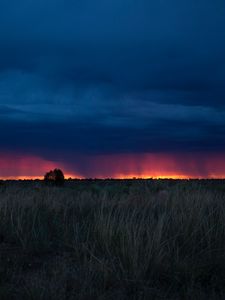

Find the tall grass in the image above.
[{"left": 0, "top": 179, "right": 225, "bottom": 299}]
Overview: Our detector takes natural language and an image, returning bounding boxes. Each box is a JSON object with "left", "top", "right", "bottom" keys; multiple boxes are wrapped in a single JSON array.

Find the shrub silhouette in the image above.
[{"left": 44, "top": 168, "right": 65, "bottom": 186}]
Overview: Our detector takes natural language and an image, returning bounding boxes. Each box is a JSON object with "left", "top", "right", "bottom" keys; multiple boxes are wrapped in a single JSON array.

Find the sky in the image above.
[{"left": 0, "top": 0, "right": 225, "bottom": 179}]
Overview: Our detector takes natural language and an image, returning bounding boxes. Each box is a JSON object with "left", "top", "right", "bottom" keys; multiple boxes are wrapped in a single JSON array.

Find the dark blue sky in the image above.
[{"left": 0, "top": 0, "right": 225, "bottom": 178}]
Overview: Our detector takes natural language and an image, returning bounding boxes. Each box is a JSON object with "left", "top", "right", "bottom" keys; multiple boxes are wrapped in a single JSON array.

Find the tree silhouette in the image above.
[{"left": 44, "top": 168, "right": 65, "bottom": 186}]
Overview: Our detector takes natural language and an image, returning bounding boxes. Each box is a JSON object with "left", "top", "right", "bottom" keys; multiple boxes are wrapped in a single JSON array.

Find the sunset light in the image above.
[
  {"left": 0, "top": 0, "right": 224, "bottom": 297},
  {"left": 1, "top": 152, "right": 225, "bottom": 179}
]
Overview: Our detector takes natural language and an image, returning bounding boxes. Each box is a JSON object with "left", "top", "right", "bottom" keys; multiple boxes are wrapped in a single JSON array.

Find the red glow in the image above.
[
  {"left": 1, "top": 152, "right": 225, "bottom": 179},
  {"left": 0, "top": 153, "right": 82, "bottom": 180},
  {"left": 79, "top": 152, "right": 225, "bottom": 179}
]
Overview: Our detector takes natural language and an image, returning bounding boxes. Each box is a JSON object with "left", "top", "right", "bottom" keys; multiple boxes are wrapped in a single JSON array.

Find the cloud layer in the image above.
[{"left": 0, "top": 0, "right": 225, "bottom": 177}]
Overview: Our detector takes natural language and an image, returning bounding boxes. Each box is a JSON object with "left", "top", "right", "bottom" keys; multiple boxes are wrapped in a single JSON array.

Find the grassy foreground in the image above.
[{"left": 0, "top": 179, "right": 225, "bottom": 299}]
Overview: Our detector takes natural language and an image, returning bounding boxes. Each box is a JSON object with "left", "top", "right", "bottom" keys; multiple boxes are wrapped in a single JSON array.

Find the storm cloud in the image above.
[{"left": 0, "top": 0, "right": 225, "bottom": 177}]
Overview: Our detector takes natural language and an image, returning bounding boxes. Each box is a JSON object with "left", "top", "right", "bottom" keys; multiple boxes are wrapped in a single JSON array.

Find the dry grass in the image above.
[{"left": 0, "top": 179, "right": 225, "bottom": 299}]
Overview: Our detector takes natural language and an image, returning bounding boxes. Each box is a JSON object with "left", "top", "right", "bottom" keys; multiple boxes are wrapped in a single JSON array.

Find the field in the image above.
[{"left": 0, "top": 179, "right": 225, "bottom": 299}]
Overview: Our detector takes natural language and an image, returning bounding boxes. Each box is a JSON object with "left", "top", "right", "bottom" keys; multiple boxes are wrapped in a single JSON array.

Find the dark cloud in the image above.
[{"left": 0, "top": 0, "right": 225, "bottom": 176}]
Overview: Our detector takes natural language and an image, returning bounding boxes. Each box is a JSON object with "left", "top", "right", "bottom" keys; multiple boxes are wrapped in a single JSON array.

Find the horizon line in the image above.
[{"left": 1, "top": 176, "right": 225, "bottom": 181}]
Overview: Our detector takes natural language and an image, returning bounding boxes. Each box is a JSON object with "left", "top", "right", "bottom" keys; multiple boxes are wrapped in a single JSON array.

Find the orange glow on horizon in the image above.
[
  {"left": 114, "top": 174, "right": 195, "bottom": 180},
  {"left": 1, "top": 152, "right": 225, "bottom": 180},
  {"left": 0, "top": 174, "right": 84, "bottom": 180},
  {"left": 80, "top": 152, "right": 225, "bottom": 179},
  {"left": 0, "top": 153, "right": 82, "bottom": 180}
]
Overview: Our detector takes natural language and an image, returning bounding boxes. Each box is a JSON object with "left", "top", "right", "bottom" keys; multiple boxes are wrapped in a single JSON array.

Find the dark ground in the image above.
[{"left": 0, "top": 179, "right": 225, "bottom": 299}]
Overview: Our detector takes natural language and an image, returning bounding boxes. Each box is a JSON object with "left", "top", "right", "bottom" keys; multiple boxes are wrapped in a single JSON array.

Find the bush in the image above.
[{"left": 44, "top": 169, "right": 65, "bottom": 186}]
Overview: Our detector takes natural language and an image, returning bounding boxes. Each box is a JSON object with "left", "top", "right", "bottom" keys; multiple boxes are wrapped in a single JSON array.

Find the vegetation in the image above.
[
  {"left": 44, "top": 169, "right": 65, "bottom": 186},
  {"left": 0, "top": 179, "right": 225, "bottom": 299}
]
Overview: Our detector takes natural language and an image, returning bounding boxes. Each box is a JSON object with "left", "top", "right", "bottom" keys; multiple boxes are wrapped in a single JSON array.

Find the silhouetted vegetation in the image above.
[
  {"left": 0, "top": 179, "right": 225, "bottom": 299},
  {"left": 44, "top": 168, "right": 65, "bottom": 186}
]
